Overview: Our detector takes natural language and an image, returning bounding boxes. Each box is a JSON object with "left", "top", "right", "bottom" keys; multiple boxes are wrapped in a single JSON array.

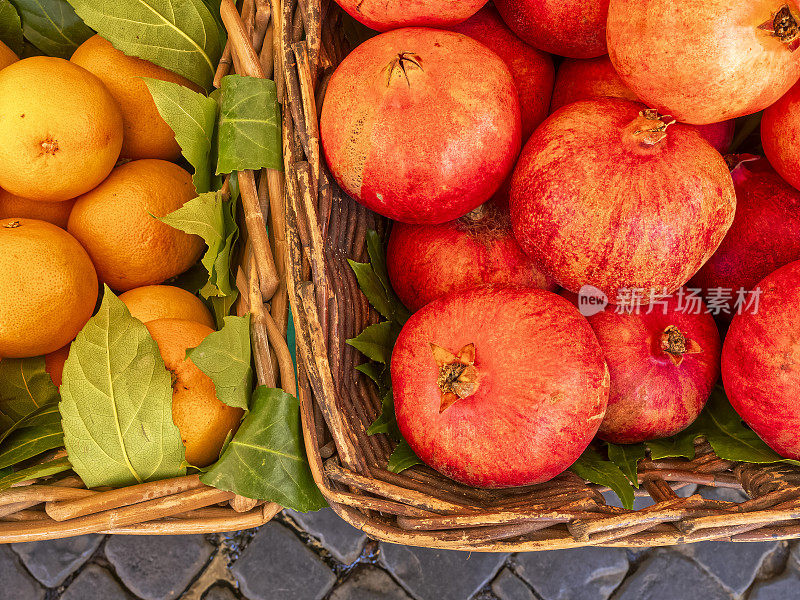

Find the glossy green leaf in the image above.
[
  {"left": 699, "top": 387, "right": 800, "bottom": 466},
  {"left": 0, "top": 404, "right": 63, "bottom": 469},
  {"left": 0, "top": 456, "right": 71, "bottom": 492},
  {"left": 388, "top": 440, "right": 422, "bottom": 474},
  {"left": 0, "top": 356, "right": 59, "bottom": 433},
  {"left": 355, "top": 362, "right": 384, "bottom": 387},
  {"left": 349, "top": 260, "right": 393, "bottom": 320},
  {"left": 367, "top": 388, "right": 399, "bottom": 440},
  {"left": 647, "top": 434, "right": 698, "bottom": 461},
  {"left": 200, "top": 386, "right": 327, "bottom": 511},
  {"left": 144, "top": 78, "right": 217, "bottom": 194},
  {"left": 12, "top": 0, "right": 92, "bottom": 58},
  {"left": 216, "top": 74, "right": 282, "bottom": 174},
  {"left": 606, "top": 443, "right": 646, "bottom": 488},
  {"left": 161, "top": 191, "right": 238, "bottom": 300},
  {"left": 365, "top": 230, "right": 410, "bottom": 325},
  {"left": 66, "top": 0, "right": 223, "bottom": 89},
  {"left": 60, "top": 286, "right": 186, "bottom": 488},
  {"left": 0, "top": 1, "right": 23, "bottom": 52},
  {"left": 188, "top": 315, "right": 252, "bottom": 412},
  {"left": 346, "top": 321, "right": 393, "bottom": 364},
  {"left": 570, "top": 447, "right": 635, "bottom": 510}
]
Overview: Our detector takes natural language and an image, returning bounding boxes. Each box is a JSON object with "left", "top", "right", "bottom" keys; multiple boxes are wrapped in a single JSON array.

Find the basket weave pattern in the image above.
[
  {"left": 0, "top": 0, "right": 287, "bottom": 543},
  {"left": 284, "top": 0, "right": 800, "bottom": 550}
]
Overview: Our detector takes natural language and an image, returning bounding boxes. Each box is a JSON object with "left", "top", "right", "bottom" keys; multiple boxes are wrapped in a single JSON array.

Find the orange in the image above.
[
  {"left": 44, "top": 343, "right": 71, "bottom": 387},
  {"left": 71, "top": 35, "right": 203, "bottom": 161},
  {"left": 120, "top": 285, "right": 215, "bottom": 329},
  {"left": 67, "top": 159, "right": 204, "bottom": 292},
  {"left": 0, "top": 57, "right": 123, "bottom": 202},
  {"left": 0, "top": 187, "right": 75, "bottom": 229},
  {"left": 0, "top": 41, "right": 18, "bottom": 71},
  {"left": 145, "top": 319, "right": 244, "bottom": 467},
  {"left": 0, "top": 219, "right": 98, "bottom": 358}
]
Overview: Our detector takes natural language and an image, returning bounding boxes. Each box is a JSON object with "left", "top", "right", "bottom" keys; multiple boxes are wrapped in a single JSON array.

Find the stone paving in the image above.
[{"left": 2, "top": 487, "right": 798, "bottom": 600}]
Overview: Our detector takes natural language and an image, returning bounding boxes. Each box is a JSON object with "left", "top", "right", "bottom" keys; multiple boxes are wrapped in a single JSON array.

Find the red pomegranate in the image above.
[
  {"left": 763, "top": 78, "right": 800, "bottom": 192},
  {"left": 551, "top": 56, "right": 734, "bottom": 153},
  {"left": 387, "top": 203, "right": 556, "bottom": 312},
  {"left": 565, "top": 291, "right": 720, "bottom": 444},
  {"left": 494, "top": 0, "right": 609, "bottom": 59},
  {"left": 607, "top": 0, "right": 800, "bottom": 125},
  {"left": 722, "top": 260, "right": 800, "bottom": 459},
  {"left": 691, "top": 156, "right": 800, "bottom": 319},
  {"left": 450, "top": 6, "right": 555, "bottom": 141},
  {"left": 510, "top": 98, "right": 736, "bottom": 302},
  {"left": 320, "top": 28, "right": 522, "bottom": 224},
  {"left": 392, "top": 286, "right": 609, "bottom": 488},
  {"left": 333, "top": 0, "right": 485, "bottom": 31}
]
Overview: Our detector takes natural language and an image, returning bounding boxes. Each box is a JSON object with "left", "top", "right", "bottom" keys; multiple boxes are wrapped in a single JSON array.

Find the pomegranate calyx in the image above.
[
  {"left": 3, "top": 220, "right": 21, "bottom": 229},
  {"left": 760, "top": 5, "right": 800, "bottom": 50},
  {"left": 431, "top": 342, "right": 479, "bottom": 413},
  {"left": 660, "top": 325, "right": 702, "bottom": 367},
  {"left": 625, "top": 109, "right": 676, "bottom": 147},
  {"left": 385, "top": 52, "right": 424, "bottom": 87}
]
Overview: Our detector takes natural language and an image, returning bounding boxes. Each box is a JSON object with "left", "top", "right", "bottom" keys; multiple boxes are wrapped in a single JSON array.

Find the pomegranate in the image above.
[
  {"left": 722, "top": 260, "right": 800, "bottom": 459},
  {"left": 692, "top": 156, "right": 800, "bottom": 319},
  {"left": 392, "top": 286, "right": 609, "bottom": 488},
  {"left": 551, "top": 56, "right": 735, "bottom": 153},
  {"left": 320, "top": 28, "right": 522, "bottom": 224},
  {"left": 607, "top": 0, "right": 800, "bottom": 125},
  {"left": 450, "top": 6, "right": 555, "bottom": 141},
  {"left": 763, "top": 78, "right": 800, "bottom": 192},
  {"left": 510, "top": 98, "right": 736, "bottom": 301},
  {"left": 387, "top": 203, "right": 557, "bottom": 312},
  {"left": 564, "top": 291, "right": 720, "bottom": 444},
  {"left": 494, "top": 0, "right": 609, "bottom": 59},
  {"left": 333, "top": 0, "right": 485, "bottom": 31}
]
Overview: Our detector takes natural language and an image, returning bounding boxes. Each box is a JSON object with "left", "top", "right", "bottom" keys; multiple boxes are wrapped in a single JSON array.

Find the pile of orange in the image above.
[{"left": 0, "top": 37, "right": 235, "bottom": 466}]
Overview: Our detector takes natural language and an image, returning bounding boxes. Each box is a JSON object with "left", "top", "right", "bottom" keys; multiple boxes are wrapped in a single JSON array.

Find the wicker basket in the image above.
[
  {"left": 283, "top": 0, "right": 800, "bottom": 550},
  {"left": 0, "top": 0, "right": 288, "bottom": 543}
]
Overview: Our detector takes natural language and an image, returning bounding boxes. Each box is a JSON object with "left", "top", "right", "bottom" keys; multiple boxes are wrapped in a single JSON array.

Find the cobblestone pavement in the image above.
[{"left": 2, "top": 487, "right": 798, "bottom": 600}]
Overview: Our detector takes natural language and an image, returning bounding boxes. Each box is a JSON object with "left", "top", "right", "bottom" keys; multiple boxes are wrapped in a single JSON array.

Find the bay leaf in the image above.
[
  {"left": 200, "top": 386, "right": 327, "bottom": 511},
  {"left": 0, "top": 356, "right": 59, "bottom": 432},
  {"left": 144, "top": 78, "right": 217, "bottom": 194},
  {"left": 387, "top": 440, "right": 422, "bottom": 474},
  {"left": 570, "top": 447, "right": 635, "bottom": 510},
  {"left": 66, "top": 0, "right": 223, "bottom": 89},
  {"left": 60, "top": 286, "right": 186, "bottom": 488},
  {"left": 606, "top": 442, "right": 646, "bottom": 488},
  {"left": 0, "top": 456, "right": 71, "bottom": 492},
  {"left": 0, "top": 0, "right": 23, "bottom": 52},
  {"left": 216, "top": 74, "right": 282, "bottom": 174},
  {"left": 12, "top": 0, "right": 92, "bottom": 58},
  {"left": 0, "top": 405, "right": 63, "bottom": 470},
  {"left": 346, "top": 321, "right": 393, "bottom": 364},
  {"left": 187, "top": 315, "right": 252, "bottom": 412}
]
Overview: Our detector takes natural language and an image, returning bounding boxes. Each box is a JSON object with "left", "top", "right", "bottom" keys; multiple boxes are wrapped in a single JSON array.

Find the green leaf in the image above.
[
  {"left": 0, "top": 356, "right": 59, "bottom": 432},
  {"left": 365, "top": 230, "right": 411, "bottom": 325},
  {"left": 200, "top": 386, "right": 327, "bottom": 511},
  {"left": 388, "top": 440, "right": 422, "bottom": 474},
  {"left": 699, "top": 387, "right": 800, "bottom": 466},
  {"left": 0, "top": 404, "right": 63, "bottom": 469},
  {"left": 216, "top": 74, "right": 282, "bottom": 174},
  {"left": 187, "top": 315, "right": 252, "bottom": 412},
  {"left": 355, "top": 362, "right": 384, "bottom": 387},
  {"left": 570, "top": 447, "right": 635, "bottom": 510},
  {"left": 0, "top": 456, "right": 71, "bottom": 492},
  {"left": 0, "top": 1, "right": 23, "bottom": 53},
  {"left": 349, "top": 260, "right": 393, "bottom": 320},
  {"left": 367, "top": 388, "right": 399, "bottom": 439},
  {"left": 60, "top": 286, "right": 186, "bottom": 488},
  {"left": 11, "top": 0, "right": 92, "bottom": 58},
  {"left": 65, "top": 0, "right": 223, "bottom": 90},
  {"left": 606, "top": 443, "right": 646, "bottom": 488},
  {"left": 210, "top": 292, "right": 239, "bottom": 330},
  {"left": 647, "top": 434, "right": 698, "bottom": 461},
  {"left": 346, "top": 321, "right": 393, "bottom": 364},
  {"left": 144, "top": 78, "right": 217, "bottom": 194},
  {"left": 160, "top": 191, "right": 238, "bottom": 300}
]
